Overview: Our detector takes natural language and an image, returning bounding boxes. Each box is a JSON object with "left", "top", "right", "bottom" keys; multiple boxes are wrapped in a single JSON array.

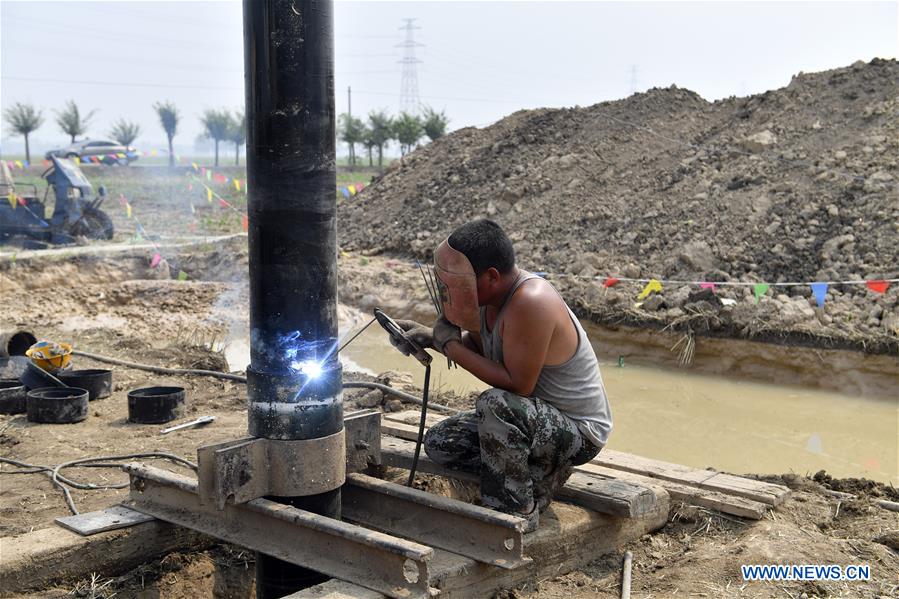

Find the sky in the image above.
[{"left": 1, "top": 0, "right": 897, "bottom": 156}]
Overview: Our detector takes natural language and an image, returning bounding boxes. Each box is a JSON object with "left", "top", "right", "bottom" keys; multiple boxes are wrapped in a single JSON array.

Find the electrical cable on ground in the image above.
[{"left": 0, "top": 453, "right": 197, "bottom": 515}]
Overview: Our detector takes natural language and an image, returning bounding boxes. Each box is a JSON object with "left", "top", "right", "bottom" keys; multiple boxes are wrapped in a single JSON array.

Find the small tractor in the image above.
[{"left": 0, "top": 156, "right": 114, "bottom": 248}]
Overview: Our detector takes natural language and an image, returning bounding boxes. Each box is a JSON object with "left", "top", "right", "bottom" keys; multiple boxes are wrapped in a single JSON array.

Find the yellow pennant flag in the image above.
[
  {"left": 74, "top": 156, "right": 81, "bottom": 164},
  {"left": 234, "top": 179, "right": 240, "bottom": 192},
  {"left": 126, "top": 203, "right": 132, "bottom": 219},
  {"left": 14, "top": 160, "right": 23, "bottom": 169},
  {"left": 348, "top": 185, "right": 356, "bottom": 196},
  {"left": 7, "top": 192, "right": 16, "bottom": 210},
  {"left": 637, "top": 278, "right": 663, "bottom": 300},
  {"left": 150, "top": 149, "right": 159, "bottom": 156},
  {"left": 206, "top": 187, "right": 213, "bottom": 203}
]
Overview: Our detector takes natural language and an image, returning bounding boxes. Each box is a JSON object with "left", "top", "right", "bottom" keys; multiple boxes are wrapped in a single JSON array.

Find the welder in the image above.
[{"left": 391, "top": 219, "right": 612, "bottom": 531}]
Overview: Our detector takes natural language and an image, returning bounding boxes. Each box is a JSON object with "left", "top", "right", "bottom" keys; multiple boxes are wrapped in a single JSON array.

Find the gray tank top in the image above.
[{"left": 479, "top": 272, "right": 613, "bottom": 448}]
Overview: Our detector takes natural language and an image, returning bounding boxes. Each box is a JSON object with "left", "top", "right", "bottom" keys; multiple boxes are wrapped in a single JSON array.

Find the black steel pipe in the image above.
[{"left": 243, "top": 0, "right": 341, "bottom": 596}]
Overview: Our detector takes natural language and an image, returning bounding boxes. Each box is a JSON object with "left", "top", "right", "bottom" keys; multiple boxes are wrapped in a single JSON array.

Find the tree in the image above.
[
  {"left": 153, "top": 101, "right": 180, "bottom": 167},
  {"left": 109, "top": 119, "right": 141, "bottom": 147},
  {"left": 422, "top": 106, "right": 449, "bottom": 142},
  {"left": 3, "top": 102, "right": 43, "bottom": 164},
  {"left": 367, "top": 110, "right": 394, "bottom": 167},
  {"left": 338, "top": 113, "right": 365, "bottom": 168},
  {"left": 393, "top": 112, "right": 423, "bottom": 157},
  {"left": 229, "top": 111, "right": 246, "bottom": 166},
  {"left": 361, "top": 124, "right": 376, "bottom": 167},
  {"left": 55, "top": 100, "right": 97, "bottom": 143},
  {"left": 200, "top": 109, "right": 234, "bottom": 167}
]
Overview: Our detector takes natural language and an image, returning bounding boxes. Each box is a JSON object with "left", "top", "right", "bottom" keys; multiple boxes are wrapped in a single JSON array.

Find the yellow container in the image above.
[{"left": 25, "top": 341, "right": 73, "bottom": 372}]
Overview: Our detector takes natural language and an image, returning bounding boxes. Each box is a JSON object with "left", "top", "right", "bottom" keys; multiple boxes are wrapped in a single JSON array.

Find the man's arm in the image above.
[{"left": 444, "top": 291, "right": 554, "bottom": 396}]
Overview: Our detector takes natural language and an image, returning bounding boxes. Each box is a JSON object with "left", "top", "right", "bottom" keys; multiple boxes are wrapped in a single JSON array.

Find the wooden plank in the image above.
[
  {"left": 0, "top": 520, "right": 212, "bottom": 593},
  {"left": 595, "top": 449, "right": 790, "bottom": 506},
  {"left": 379, "top": 437, "right": 662, "bottom": 518},
  {"left": 381, "top": 415, "right": 769, "bottom": 520},
  {"left": 383, "top": 411, "right": 790, "bottom": 507},
  {"left": 579, "top": 463, "right": 768, "bottom": 520},
  {"left": 292, "top": 500, "right": 669, "bottom": 599}
]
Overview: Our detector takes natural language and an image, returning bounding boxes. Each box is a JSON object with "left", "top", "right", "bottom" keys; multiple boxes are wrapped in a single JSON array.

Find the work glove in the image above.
[
  {"left": 390, "top": 320, "right": 433, "bottom": 356},
  {"left": 432, "top": 316, "right": 462, "bottom": 354}
]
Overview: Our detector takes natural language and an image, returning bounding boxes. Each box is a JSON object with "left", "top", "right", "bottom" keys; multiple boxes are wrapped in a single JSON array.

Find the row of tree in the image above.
[
  {"left": 339, "top": 106, "right": 448, "bottom": 167},
  {"left": 2, "top": 100, "right": 245, "bottom": 167},
  {"left": 5, "top": 100, "right": 449, "bottom": 168}
]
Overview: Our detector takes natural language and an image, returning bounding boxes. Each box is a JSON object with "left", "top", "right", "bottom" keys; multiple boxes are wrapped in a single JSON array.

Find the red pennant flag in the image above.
[
  {"left": 866, "top": 280, "right": 890, "bottom": 294},
  {"left": 218, "top": 198, "right": 229, "bottom": 208},
  {"left": 241, "top": 214, "right": 249, "bottom": 232},
  {"left": 602, "top": 277, "right": 620, "bottom": 288},
  {"left": 17, "top": 196, "right": 26, "bottom": 206}
]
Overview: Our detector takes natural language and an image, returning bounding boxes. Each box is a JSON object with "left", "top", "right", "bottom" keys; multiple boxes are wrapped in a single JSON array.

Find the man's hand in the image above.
[
  {"left": 432, "top": 316, "right": 462, "bottom": 354},
  {"left": 390, "top": 320, "right": 433, "bottom": 356}
]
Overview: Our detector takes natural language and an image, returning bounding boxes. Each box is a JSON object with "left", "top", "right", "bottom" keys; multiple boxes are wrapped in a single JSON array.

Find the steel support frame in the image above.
[
  {"left": 343, "top": 473, "right": 529, "bottom": 569},
  {"left": 125, "top": 463, "right": 432, "bottom": 599}
]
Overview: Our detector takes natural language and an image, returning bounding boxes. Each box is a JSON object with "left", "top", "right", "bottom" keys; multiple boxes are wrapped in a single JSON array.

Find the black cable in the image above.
[{"left": 407, "top": 363, "right": 430, "bottom": 487}]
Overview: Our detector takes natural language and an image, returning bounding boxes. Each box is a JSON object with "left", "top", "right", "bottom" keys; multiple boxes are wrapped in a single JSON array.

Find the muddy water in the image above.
[{"left": 332, "top": 322, "right": 898, "bottom": 486}]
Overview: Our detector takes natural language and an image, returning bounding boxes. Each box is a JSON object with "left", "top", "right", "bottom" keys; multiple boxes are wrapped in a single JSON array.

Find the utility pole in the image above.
[
  {"left": 347, "top": 85, "right": 352, "bottom": 119},
  {"left": 397, "top": 18, "right": 423, "bottom": 115}
]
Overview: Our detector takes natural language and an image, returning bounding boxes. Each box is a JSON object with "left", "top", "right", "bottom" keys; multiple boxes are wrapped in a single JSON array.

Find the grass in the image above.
[{"left": 4, "top": 160, "right": 378, "bottom": 242}]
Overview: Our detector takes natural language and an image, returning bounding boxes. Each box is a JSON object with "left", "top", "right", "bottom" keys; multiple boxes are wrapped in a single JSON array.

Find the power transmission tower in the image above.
[
  {"left": 397, "top": 18, "right": 423, "bottom": 115},
  {"left": 628, "top": 65, "right": 640, "bottom": 95}
]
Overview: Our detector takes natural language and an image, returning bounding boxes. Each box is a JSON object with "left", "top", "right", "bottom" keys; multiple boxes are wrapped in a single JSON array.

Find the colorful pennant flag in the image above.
[
  {"left": 866, "top": 280, "right": 890, "bottom": 294},
  {"left": 810, "top": 282, "right": 829, "bottom": 307},
  {"left": 348, "top": 185, "right": 356, "bottom": 196},
  {"left": 177, "top": 271, "right": 188, "bottom": 281},
  {"left": 206, "top": 187, "right": 213, "bottom": 203},
  {"left": 241, "top": 214, "right": 249, "bottom": 232},
  {"left": 7, "top": 192, "right": 16, "bottom": 210},
  {"left": 234, "top": 179, "right": 241, "bottom": 192},
  {"left": 637, "top": 279, "right": 663, "bottom": 300},
  {"left": 191, "top": 162, "right": 199, "bottom": 171},
  {"left": 700, "top": 282, "right": 717, "bottom": 292},
  {"left": 125, "top": 203, "right": 132, "bottom": 219},
  {"left": 150, "top": 253, "right": 162, "bottom": 268},
  {"left": 218, "top": 198, "right": 229, "bottom": 208},
  {"left": 14, "top": 160, "right": 23, "bottom": 169},
  {"left": 753, "top": 283, "right": 770, "bottom": 303},
  {"left": 602, "top": 277, "right": 619, "bottom": 288}
]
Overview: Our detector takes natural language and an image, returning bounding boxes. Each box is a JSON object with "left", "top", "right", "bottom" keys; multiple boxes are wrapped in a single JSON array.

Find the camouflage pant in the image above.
[{"left": 423, "top": 388, "right": 601, "bottom": 514}]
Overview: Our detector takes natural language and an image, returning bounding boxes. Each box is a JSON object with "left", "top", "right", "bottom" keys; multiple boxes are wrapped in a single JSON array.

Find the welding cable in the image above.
[
  {"left": 72, "top": 349, "right": 459, "bottom": 413},
  {"left": 406, "top": 363, "right": 431, "bottom": 487},
  {"left": 0, "top": 453, "right": 197, "bottom": 515}
]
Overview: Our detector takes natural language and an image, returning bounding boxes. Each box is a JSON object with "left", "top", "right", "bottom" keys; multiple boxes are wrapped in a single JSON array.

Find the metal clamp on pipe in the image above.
[{"left": 197, "top": 430, "right": 346, "bottom": 510}]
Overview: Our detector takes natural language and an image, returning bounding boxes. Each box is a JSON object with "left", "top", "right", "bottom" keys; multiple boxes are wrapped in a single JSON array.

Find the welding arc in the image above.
[
  {"left": 0, "top": 453, "right": 197, "bottom": 515},
  {"left": 407, "top": 363, "right": 430, "bottom": 487},
  {"left": 72, "top": 349, "right": 458, "bottom": 413}
]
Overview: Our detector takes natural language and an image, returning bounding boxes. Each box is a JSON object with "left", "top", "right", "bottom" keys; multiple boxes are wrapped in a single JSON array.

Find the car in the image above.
[{"left": 45, "top": 139, "right": 139, "bottom": 165}]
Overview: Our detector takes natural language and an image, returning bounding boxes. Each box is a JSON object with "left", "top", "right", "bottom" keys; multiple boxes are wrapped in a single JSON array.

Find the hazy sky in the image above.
[{"left": 1, "top": 0, "right": 896, "bottom": 154}]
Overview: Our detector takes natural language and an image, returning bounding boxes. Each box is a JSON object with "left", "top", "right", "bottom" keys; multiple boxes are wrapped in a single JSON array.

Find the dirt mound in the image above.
[{"left": 338, "top": 59, "right": 899, "bottom": 352}]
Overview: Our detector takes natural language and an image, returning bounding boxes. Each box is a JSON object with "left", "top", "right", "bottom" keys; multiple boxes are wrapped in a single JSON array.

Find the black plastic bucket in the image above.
[
  {"left": 26, "top": 387, "right": 89, "bottom": 424},
  {"left": 127, "top": 386, "right": 186, "bottom": 424},
  {"left": 59, "top": 369, "right": 113, "bottom": 400},
  {"left": 0, "top": 380, "right": 27, "bottom": 414},
  {"left": 19, "top": 361, "right": 67, "bottom": 390}
]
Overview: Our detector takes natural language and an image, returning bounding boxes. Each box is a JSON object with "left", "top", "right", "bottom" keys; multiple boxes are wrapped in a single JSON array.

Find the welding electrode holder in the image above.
[{"left": 373, "top": 308, "right": 433, "bottom": 367}]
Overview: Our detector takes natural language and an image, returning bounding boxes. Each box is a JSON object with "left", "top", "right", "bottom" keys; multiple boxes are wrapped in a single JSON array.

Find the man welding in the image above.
[{"left": 391, "top": 219, "right": 612, "bottom": 531}]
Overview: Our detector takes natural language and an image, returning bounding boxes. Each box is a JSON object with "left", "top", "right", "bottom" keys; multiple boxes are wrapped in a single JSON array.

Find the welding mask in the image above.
[{"left": 434, "top": 239, "right": 480, "bottom": 332}]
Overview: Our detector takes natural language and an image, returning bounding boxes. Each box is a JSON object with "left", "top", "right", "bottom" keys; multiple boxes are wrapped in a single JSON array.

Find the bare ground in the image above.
[{"left": 1, "top": 241, "right": 896, "bottom": 599}]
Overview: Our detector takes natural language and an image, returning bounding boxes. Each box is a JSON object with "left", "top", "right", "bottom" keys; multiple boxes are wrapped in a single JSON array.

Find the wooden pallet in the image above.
[{"left": 382, "top": 411, "right": 790, "bottom": 520}]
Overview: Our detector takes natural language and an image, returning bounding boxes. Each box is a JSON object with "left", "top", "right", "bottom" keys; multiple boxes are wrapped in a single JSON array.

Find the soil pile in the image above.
[{"left": 338, "top": 59, "right": 899, "bottom": 352}]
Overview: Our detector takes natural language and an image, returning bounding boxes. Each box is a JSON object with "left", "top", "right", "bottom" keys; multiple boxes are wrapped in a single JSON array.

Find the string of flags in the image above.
[
  {"left": 190, "top": 163, "right": 248, "bottom": 195},
  {"left": 117, "top": 193, "right": 189, "bottom": 281},
  {"left": 188, "top": 175, "right": 249, "bottom": 232},
  {"left": 5, "top": 190, "right": 50, "bottom": 226},
  {"left": 340, "top": 182, "right": 366, "bottom": 198},
  {"left": 538, "top": 273, "right": 896, "bottom": 308}
]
